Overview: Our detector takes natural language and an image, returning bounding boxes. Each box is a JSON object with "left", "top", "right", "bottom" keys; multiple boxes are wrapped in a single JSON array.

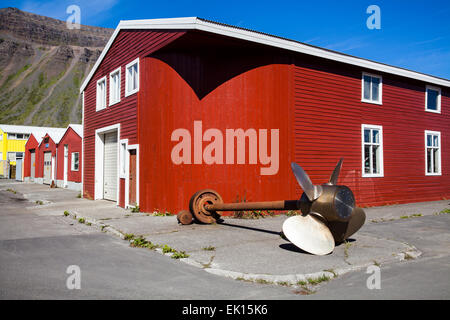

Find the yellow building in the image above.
[{"left": 0, "top": 124, "right": 63, "bottom": 178}]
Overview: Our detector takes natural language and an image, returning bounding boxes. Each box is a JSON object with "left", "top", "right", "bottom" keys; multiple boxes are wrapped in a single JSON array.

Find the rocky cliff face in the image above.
[{"left": 0, "top": 7, "right": 113, "bottom": 126}]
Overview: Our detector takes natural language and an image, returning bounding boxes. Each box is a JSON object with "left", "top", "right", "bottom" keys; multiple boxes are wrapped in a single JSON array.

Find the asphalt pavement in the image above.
[{"left": 1, "top": 180, "right": 449, "bottom": 299}]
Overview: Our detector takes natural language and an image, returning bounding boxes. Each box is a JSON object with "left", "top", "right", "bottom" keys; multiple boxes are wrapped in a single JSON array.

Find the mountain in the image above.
[{"left": 0, "top": 7, "right": 113, "bottom": 126}]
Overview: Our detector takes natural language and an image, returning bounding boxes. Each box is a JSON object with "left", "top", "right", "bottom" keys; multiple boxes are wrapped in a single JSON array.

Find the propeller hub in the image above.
[{"left": 299, "top": 185, "right": 355, "bottom": 222}]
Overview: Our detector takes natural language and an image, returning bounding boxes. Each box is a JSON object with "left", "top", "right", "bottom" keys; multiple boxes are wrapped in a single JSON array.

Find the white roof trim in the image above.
[{"left": 80, "top": 17, "right": 450, "bottom": 93}]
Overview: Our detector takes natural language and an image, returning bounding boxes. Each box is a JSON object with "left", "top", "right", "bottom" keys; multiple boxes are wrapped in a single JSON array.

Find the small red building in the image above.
[
  {"left": 55, "top": 124, "right": 83, "bottom": 190},
  {"left": 80, "top": 18, "right": 449, "bottom": 213},
  {"left": 24, "top": 125, "right": 82, "bottom": 191},
  {"left": 24, "top": 133, "right": 41, "bottom": 182}
]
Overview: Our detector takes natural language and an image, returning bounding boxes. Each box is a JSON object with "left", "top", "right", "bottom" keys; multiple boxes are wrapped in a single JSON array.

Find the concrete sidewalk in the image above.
[{"left": 2, "top": 180, "right": 449, "bottom": 286}]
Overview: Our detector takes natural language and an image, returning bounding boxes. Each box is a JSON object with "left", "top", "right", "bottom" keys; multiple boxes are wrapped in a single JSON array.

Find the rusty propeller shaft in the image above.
[{"left": 204, "top": 200, "right": 299, "bottom": 212}]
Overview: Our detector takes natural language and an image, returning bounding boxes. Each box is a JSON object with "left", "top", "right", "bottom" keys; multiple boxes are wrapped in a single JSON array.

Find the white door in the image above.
[
  {"left": 43, "top": 152, "right": 52, "bottom": 184},
  {"left": 30, "top": 151, "right": 35, "bottom": 181},
  {"left": 103, "top": 132, "right": 118, "bottom": 201},
  {"left": 16, "top": 158, "right": 23, "bottom": 181},
  {"left": 64, "top": 145, "right": 68, "bottom": 188}
]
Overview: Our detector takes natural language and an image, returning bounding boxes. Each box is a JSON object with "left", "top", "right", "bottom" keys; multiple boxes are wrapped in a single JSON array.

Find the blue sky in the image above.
[{"left": 4, "top": 0, "right": 450, "bottom": 79}]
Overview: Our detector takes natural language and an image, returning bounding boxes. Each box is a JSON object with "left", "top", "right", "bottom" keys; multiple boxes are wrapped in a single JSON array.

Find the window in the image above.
[
  {"left": 7, "top": 133, "right": 15, "bottom": 139},
  {"left": 362, "top": 73, "right": 382, "bottom": 104},
  {"left": 362, "top": 124, "right": 384, "bottom": 177},
  {"left": 425, "top": 86, "right": 441, "bottom": 113},
  {"left": 125, "top": 58, "right": 139, "bottom": 97},
  {"left": 16, "top": 152, "right": 23, "bottom": 159},
  {"left": 71, "top": 152, "right": 79, "bottom": 171},
  {"left": 425, "top": 131, "right": 441, "bottom": 175},
  {"left": 96, "top": 76, "right": 107, "bottom": 111},
  {"left": 109, "top": 67, "right": 121, "bottom": 106},
  {"left": 7, "top": 152, "right": 16, "bottom": 161},
  {"left": 16, "top": 133, "right": 24, "bottom": 139}
]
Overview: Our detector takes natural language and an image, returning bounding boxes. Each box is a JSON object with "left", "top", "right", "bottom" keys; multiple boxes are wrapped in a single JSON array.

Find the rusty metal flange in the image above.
[
  {"left": 189, "top": 189, "right": 223, "bottom": 224},
  {"left": 177, "top": 210, "right": 194, "bottom": 225}
]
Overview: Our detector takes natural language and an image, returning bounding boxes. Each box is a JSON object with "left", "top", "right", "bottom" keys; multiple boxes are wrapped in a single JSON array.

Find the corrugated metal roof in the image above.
[
  {"left": 0, "top": 124, "right": 69, "bottom": 144},
  {"left": 0, "top": 124, "right": 62, "bottom": 135}
]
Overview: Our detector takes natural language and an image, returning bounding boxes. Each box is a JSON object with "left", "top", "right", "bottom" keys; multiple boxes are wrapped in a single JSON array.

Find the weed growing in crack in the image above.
[
  {"left": 307, "top": 275, "right": 330, "bottom": 285},
  {"left": 128, "top": 236, "right": 189, "bottom": 259},
  {"left": 323, "top": 269, "right": 337, "bottom": 278},
  {"left": 124, "top": 233, "right": 135, "bottom": 241},
  {"left": 162, "top": 245, "right": 177, "bottom": 254},
  {"left": 171, "top": 251, "right": 190, "bottom": 259},
  {"left": 277, "top": 281, "right": 290, "bottom": 287}
]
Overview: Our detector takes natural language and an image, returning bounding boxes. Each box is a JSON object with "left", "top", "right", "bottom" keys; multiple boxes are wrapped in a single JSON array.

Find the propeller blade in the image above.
[
  {"left": 291, "top": 162, "right": 322, "bottom": 201},
  {"left": 282, "top": 213, "right": 335, "bottom": 255},
  {"left": 329, "top": 158, "right": 343, "bottom": 185}
]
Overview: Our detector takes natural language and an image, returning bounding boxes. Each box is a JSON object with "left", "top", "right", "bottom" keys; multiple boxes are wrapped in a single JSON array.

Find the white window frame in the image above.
[
  {"left": 361, "top": 72, "right": 383, "bottom": 105},
  {"left": 425, "top": 85, "right": 441, "bottom": 114},
  {"left": 7, "top": 133, "right": 16, "bottom": 140},
  {"left": 425, "top": 130, "right": 441, "bottom": 176},
  {"left": 7, "top": 152, "right": 16, "bottom": 162},
  {"left": 119, "top": 139, "right": 128, "bottom": 179},
  {"left": 125, "top": 58, "right": 139, "bottom": 97},
  {"left": 96, "top": 76, "right": 107, "bottom": 111},
  {"left": 71, "top": 152, "right": 80, "bottom": 171},
  {"left": 361, "top": 124, "right": 384, "bottom": 178},
  {"left": 109, "top": 67, "right": 121, "bottom": 106}
]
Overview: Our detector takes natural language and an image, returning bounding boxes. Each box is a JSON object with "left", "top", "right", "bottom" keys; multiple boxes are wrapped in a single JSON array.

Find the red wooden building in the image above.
[
  {"left": 24, "top": 133, "right": 42, "bottom": 182},
  {"left": 55, "top": 124, "right": 83, "bottom": 190},
  {"left": 24, "top": 125, "right": 82, "bottom": 191},
  {"left": 80, "top": 18, "right": 449, "bottom": 213}
]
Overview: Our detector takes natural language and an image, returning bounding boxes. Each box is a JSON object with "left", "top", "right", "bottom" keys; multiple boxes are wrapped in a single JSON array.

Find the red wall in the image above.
[
  {"left": 56, "top": 127, "right": 82, "bottom": 182},
  {"left": 292, "top": 56, "right": 450, "bottom": 206},
  {"left": 24, "top": 134, "right": 40, "bottom": 178},
  {"left": 137, "top": 33, "right": 449, "bottom": 213},
  {"left": 139, "top": 43, "right": 297, "bottom": 214},
  {"left": 84, "top": 29, "right": 449, "bottom": 213},
  {"left": 37, "top": 134, "right": 57, "bottom": 178},
  {"left": 82, "top": 30, "right": 185, "bottom": 200}
]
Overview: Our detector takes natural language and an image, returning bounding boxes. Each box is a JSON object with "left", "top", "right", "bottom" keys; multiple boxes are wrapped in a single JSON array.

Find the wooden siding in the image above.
[
  {"left": 138, "top": 34, "right": 449, "bottom": 213},
  {"left": 85, "top": 28, "right": 449, "bottom": 212},
  {"left": 56, "top": 127, "right": 82, "bottom": 183},
  {"left": 24, "top": 134, "right": 39, "bottom": 178},
  {"left": 37, "top": 134, "right": 57, "bottom": 179},
  {"left": 292, "top": 56, "right": 450, "bottom": 207},
  {"left": 82, "top": 30, "right": 185, "bottom": 200},
  {"left": 139, "top": 46, "right": 297, "bottom": 214}
]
